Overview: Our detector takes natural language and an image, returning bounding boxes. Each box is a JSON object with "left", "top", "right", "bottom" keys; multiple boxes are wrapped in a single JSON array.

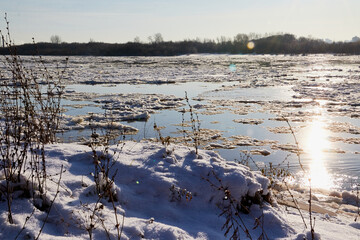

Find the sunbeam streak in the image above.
[{"left": 305, "top": 114, "right": 334, "bottom": 190}]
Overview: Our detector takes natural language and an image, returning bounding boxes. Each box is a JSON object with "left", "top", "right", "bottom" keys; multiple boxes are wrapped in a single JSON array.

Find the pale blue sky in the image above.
[{"left": 1, "top": 0, "right": 359, "bottom": 44}]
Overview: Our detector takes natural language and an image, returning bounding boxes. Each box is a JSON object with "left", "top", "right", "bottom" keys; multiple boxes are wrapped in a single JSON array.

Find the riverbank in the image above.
[{"left": 0, "top": 141, "right": 359, "bottom": 239}]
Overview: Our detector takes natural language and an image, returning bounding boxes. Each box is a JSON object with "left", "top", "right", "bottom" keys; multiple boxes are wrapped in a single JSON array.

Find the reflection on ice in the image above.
[{"left": 304, "top": 113, "right": 334, "bottom": 190}]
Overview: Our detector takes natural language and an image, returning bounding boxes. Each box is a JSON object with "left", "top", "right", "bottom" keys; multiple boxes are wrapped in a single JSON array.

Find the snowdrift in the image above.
[{"left": 0, "top": 141, "right": 359, "bottom": 239}]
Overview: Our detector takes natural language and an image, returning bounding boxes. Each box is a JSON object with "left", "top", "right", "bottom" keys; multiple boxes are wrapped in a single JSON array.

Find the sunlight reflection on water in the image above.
[
  {"left": 307, "top": 118, "right": 334, "bottom": 189},
  {"left": 303, "top": 105, "right": 335, "bottom": 190}
]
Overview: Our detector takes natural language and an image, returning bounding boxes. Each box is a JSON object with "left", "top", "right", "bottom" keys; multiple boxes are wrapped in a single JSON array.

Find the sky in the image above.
[{"left": 1, "top": 0, "right": 360, "bottom": 44}]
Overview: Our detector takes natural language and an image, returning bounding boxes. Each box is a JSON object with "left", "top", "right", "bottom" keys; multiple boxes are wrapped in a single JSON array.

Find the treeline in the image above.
[{"left": 1, "top": 34, "right": 360, "bottom": 56}]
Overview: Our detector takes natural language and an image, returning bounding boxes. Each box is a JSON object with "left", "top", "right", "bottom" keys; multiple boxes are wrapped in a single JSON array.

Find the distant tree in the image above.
[
  {"left": 3, "top": 33, "right": 360, "bottom": 56},
  {"left": 203, "top": 38, "right": 214, "bottom": 43},
  {"left": 351, "top": 36, "right": 360, "bottom": 42},
  {"left": 147, "top": 36, "right": 153, "bottom": 43},
  {"left": 217, "top": 36, "right": 229, "bottom": 44},
  {"left": 134, "top": 36, "right": 141, "bottom": 43},
  {"left": 148, "top": 33, "right": 164, "bottom": 44},
  {"left": 154, "top": 33, "right": 164, "bottom": 43},
  {"left": 234, "top": 33, "right": 249, "bottom": 43},
  {"left": 248, "top": 32, "right": 262, "bottom": 40},
  {"left": 50, "top": 35, "right": 61, "bottom": 44},
  {"left": 282, "top": 34, "right": 296, "bottom": 42}
]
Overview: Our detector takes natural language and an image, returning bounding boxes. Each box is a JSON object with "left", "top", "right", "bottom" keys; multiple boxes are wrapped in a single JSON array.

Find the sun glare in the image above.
[
  {"left": 304, "top": 114, "right": 334, "bottom": 190},
  {"left": 247, "top": 41, "right": 255, "bottom": 50}
]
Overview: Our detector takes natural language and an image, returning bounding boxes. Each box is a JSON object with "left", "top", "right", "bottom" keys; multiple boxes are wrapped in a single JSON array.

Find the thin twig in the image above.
[
  {"left": 284, "top": 182, "right": 307, "bottom": 229},
  {"left": 283, "top": 117, "right": 304, "bottom": 171},
  {"left": 283, "top": 116, "right": 315, "bottom": 238},
  {"left": 14, "top": 208, "right": 36, "bottom": 240},
  {"left": 35, "top": 164, "right": 63, "bottom": 240}
]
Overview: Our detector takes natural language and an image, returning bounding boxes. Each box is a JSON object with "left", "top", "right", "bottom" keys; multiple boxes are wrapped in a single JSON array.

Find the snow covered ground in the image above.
[{"left": 1, "top": 141, "right": 359, "bottom": 239}]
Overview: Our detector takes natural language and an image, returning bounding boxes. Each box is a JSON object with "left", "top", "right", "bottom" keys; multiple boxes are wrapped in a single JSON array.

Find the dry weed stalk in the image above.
[
  {"left": 153, "top": 122, "right": 175, "bottom": 158},
  {"left": 355, "top": 184, "right": 359, "bottom": 222},
  {"left": 35, "top": 165, "right": 64, "bottom": 240},
  {"left": 87, "top": 110, "right": 125, "bottom": 239},
  {"left": 283, "top": 117, "right": 315, "bottom": 239},
  {"left": 181, "top": 92, "right": 201, "bottom": 157},
  {"left": 203, "top": 170, "right": 271, "bottom": 240},
  {"left": 169, "top": 184, "right": 192, "bottom": 202},
  {"left": 0, "top": 14, "right": 66, "bottom": 225}
]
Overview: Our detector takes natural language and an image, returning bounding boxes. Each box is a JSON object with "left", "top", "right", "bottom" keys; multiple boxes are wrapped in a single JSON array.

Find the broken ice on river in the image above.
[{"left": 14, "top": 54, "right": 360, "bottom": 189}]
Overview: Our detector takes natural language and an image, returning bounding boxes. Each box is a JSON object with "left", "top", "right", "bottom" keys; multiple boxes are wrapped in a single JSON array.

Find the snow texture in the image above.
[{"left": 1, "top": 141, "right": 359, "bottom": 239}]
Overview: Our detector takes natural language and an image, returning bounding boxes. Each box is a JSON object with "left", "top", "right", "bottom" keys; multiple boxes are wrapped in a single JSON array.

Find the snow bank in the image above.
[{"left": 0, "top": 141, "right": 359, "bottom": 239}]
